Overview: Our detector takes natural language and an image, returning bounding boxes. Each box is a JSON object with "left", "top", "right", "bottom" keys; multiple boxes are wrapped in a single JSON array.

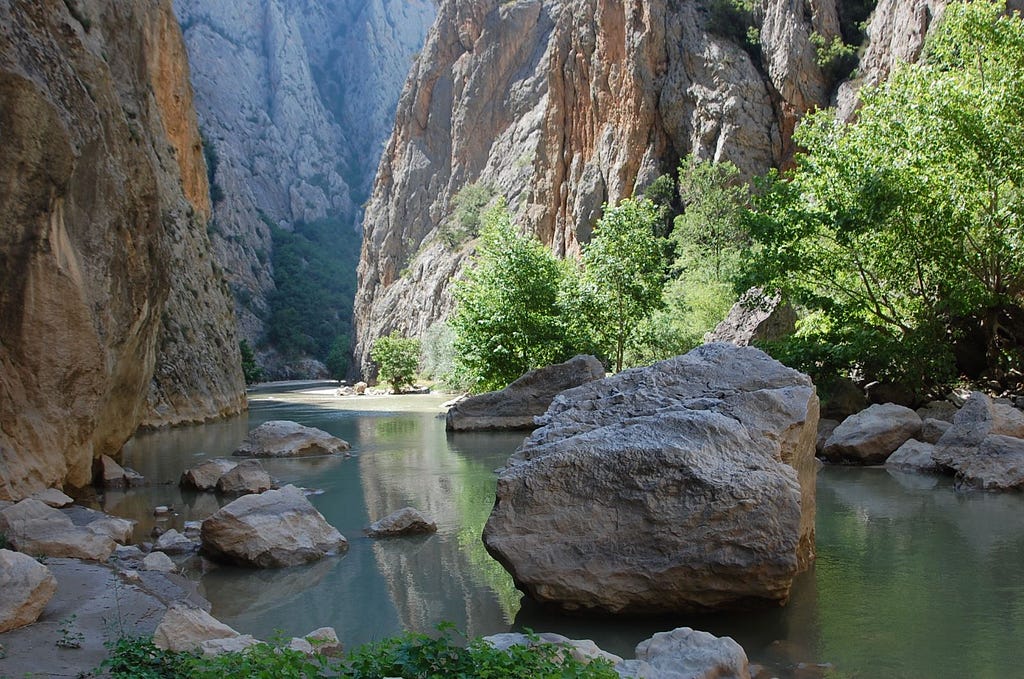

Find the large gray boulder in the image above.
[
  {"left": 483, "top": 343, "right": 818, "bottom": 614},
  {"left": 0, "top": 549, "right": 57, "bottom": 633},
  {"left": 201, "top": 485, "right": 347, "bottom": 567},
  {"left": 704, "top": 287, "right": 795, "bottom": 347},
  {"left": 233, "top": 421, "right": 351, "bottom": 458},
  {"left": 821, "top": 403, "right": 922, "bottom": 464},
  {"left": 932, "top": 392, "right": 1024, "bottom": 490},
  {"left": 446, "top": 355, "right": 606, "bottom": 431},
  {"left": 0, "top": 500, "right": 118, "bottom": 561}
]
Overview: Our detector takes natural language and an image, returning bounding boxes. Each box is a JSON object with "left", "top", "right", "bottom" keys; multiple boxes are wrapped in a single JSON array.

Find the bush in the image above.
[
  {"left": 98, "top": 626, "right": 618, "bottom": 679},
  {"left": 239, "top": 340, "right": 263, "bottom": 384},
  {"left": 440, "top": 183, "right": 494, "bottom": 248},
  {"left": 371, "top": 331, "right": 421, "bottom": 393}
]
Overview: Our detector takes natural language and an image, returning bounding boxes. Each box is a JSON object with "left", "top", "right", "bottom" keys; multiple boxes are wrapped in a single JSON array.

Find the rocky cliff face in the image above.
[
  {"left": 353, "top": 0, "right": 947, "bottom": 377},
  {"left": 173, "top": 0, "right": 436, "bottom": 370},
  {"left": 0, "top": 0, "right": 245, "bottom": 500}
]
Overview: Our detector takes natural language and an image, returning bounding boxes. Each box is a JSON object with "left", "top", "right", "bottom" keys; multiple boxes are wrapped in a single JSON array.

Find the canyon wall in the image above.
[
  {"left": 173, "top": 0, "right": 436, "bottom": 375},
  {"left": 0, "top": 0, "right": 245, "bottom": 500},
  {"left": 353, "top": 0, "right": 948, "bottom": 377}
]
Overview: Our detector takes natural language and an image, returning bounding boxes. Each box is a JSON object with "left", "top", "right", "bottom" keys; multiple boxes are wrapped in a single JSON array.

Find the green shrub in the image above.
[
  {"left": 239, "top": 340, "right": 263, "bottom": 384},
  {"left": 98, "top": 625, "right": 617, "bottom": 679},
  {"left": 371, "top": 331, "right": 421, "bottom": 393},
  {"left": 440, "top": 183, "right": 494, "bottom": 248},
  {"left": 345, "top": 624, "right": 618, "bottom": 679}
]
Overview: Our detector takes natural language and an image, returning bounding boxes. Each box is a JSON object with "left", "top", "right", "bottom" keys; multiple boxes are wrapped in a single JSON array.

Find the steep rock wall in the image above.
[
  {"left": 173, "top": 0, "right": 436, "bottom": 366},
  {"left": 0, "top": 0, "right": 245, "bottom": 500},
  {"left": 353, "top": 0, "right": 948, "bottom": 377}
]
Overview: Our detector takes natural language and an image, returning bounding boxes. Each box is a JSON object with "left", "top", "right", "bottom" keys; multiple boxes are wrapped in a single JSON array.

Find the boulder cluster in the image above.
[{"left": 819, "top": 392, "right": 1024, "bottom": 490}]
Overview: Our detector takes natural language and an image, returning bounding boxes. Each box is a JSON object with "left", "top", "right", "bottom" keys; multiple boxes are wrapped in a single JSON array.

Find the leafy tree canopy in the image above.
[
  {"left": 450, "top": 200, "right": 578, "bottom": 392},
  {"left": 742, "top": 0, "right": 1024, "bottom": 392},
  {"left": 370, "top": 331, "right": 421, "bottom": 393}
]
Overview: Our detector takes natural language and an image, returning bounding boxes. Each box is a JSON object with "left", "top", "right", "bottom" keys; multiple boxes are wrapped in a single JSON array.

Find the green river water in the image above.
[{"left": 105, "top": 383, "right": 1024, "bottom": 678}]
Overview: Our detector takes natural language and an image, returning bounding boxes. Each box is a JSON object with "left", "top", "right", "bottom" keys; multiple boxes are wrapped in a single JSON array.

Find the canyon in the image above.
[{"left": 352, "top": 0, "right": 946, "bottom": 377}]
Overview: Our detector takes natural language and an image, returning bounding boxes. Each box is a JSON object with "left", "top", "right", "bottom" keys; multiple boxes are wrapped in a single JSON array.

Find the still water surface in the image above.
[{"left": 111, "top": 384, "right": 1024, "bottom": 678}]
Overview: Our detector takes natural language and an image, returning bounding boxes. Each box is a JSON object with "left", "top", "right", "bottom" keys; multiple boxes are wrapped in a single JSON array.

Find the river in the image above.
[{"left": 104, "top": 383, "right": 1024, "bottom": 678}]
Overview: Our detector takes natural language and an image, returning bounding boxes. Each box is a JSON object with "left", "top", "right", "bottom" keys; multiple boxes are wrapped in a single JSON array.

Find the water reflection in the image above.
[{"left": 106, "top": 388, "right": 1024, "bottom": 678}]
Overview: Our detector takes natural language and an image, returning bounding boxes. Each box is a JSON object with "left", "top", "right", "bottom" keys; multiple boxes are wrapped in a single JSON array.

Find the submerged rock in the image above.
[
  {"left": 180, "top": 459, "right": 239, "bottom": 492},
  {"left": 201, "top": 485, "right": 347, "bottom": 567},
  {"left": 483, "top": 343, "right": 818, "bottom": 614},
  {"left": 446, "top": 355, "right": 605, "bottom": 431},
  {"left": 0, "top": 549, "right": 57, "bottom": 633},
  {"left": 366, "top": 507, "right": 437, "bottom": 538},
  {"left": 233, "top": 421, "right": 351, "bottom": 458},
  {"left": 884, "top": 439, "right": 941, "bottom": 474},
  {"left": 215, "top": 460, "right": 274, "bottom": 496},
  {"left": 821, "top": 403, "right": 921, "bottom": 465}
]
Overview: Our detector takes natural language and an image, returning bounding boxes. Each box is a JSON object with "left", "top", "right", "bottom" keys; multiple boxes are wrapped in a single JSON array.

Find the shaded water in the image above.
[{"left": 111, "top": 384, "right": 1024, "bottom": 678}]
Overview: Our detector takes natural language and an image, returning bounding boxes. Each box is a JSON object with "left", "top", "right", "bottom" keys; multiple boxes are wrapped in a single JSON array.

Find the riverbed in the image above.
[{"left": 107, "top": 383, "right": 1024, "bottom": 678}]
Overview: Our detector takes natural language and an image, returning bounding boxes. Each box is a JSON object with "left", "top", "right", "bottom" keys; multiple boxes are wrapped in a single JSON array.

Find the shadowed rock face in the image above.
[
  {"left": 0, "top": 0, "right": 245, "bottom": 500},
  {"left": 483, "top": 343, "right": 818, "bottom": 614},
  {"left": 352, "top": 0, "right": 947, "bottom": 378}
]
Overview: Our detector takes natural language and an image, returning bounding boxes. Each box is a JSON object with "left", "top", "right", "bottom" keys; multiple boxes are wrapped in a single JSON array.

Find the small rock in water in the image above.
[
  {"left": 366, "top": 507, "right": 437, "bottom": 538},
  {"left": 153, "top": 505, "right": 172, "bottom": 516}
]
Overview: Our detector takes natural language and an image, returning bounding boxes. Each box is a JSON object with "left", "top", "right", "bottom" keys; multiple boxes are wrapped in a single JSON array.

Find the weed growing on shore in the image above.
[
  {"left": 56, "top": 615, "right": 84, "bottom": 649},
  {"left": 98, "top": 624, "right": 618, "bottom": 678}
]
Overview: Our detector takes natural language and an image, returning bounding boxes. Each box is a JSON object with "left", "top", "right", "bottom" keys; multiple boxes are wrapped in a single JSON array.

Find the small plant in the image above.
[
  {"left": 810, "top": 31, "right": 859, "bottom": 83},
  {"left": 0, "top": 531, "right": 7, "bottom": 549},
  {"left": 56, "top": 615, "right": 85, "bottom": 649},
  {"left": 370, "top": 331, "right": 421, "bottom": 394},
  {"left": 100, "top": 637, "right": 184, "bottom": 678},
  {"left": 439, "top": 182, "right": 494, "bottom": 248}
]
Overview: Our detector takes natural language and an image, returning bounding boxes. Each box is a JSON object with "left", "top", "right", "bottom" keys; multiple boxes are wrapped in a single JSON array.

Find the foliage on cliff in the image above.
[
  {"left": 743, "top": 0, "right": 1024, "bottom": 394},
  {"left": 266, "top": 217, "right": 360, "bottom": 370}
]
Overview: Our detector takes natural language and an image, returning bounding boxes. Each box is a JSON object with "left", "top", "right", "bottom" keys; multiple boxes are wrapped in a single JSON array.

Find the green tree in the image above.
[
  {"left": 674, "top": 158, "right": 749, "bottom": 283},
  {"left": 370, "top": 331, "right": 421, "bottom": 393},
  {"left": 571, "top": 198, "right": 666, "bottom": 372},
  {"left": 743, "top": 0, "right": 1024, "bottom": 391},
  {"left": 239, "top": 340, "right": 263, "bottom": 384},
  {"left": 325, "top": 335, "right": 349, "bottom": 380},
  {"left": 450, "top": 200, "right": 576, "bottom": 391}
]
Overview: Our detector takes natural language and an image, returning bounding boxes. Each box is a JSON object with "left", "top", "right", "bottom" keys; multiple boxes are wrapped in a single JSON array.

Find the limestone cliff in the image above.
[
  {"left": 353, "top": 0, "right": 947, "bottom": 377},
  {"left": 173, "top": 0, "right": 435, "bottom": 374},
  {"left": 0, "top": 0, "right": 245, "bottom": 500}
]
